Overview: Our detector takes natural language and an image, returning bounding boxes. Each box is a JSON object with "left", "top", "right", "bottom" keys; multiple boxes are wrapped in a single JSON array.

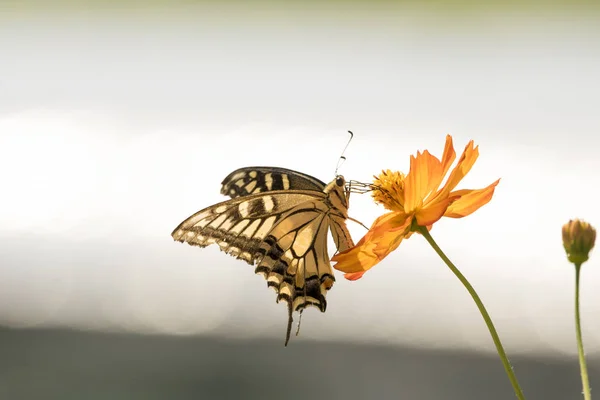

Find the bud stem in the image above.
[
  {"left": 417, "top": 226, "right": 526, "bottom": 400},
  {"left": 575, "top": 263, "right": 592, "bottom": 400}
]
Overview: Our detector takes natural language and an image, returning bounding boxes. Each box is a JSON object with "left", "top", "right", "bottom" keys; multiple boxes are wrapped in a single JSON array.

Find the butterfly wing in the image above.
[
  {"left": 329, "top": 215, "right": 354, "bottom": 254},
  {"left": 172, "top": 174, "right": 353, "bottom": 345},
  {"left": 221, "top": 166, "right": 326, "bottom": 199},
  {"left": 172, "top": 191, "right": 324, "bottom": 264}
]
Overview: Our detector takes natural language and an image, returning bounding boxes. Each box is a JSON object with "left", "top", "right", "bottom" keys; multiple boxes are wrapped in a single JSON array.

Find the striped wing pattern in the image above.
[
  {"left": 171, "top": 168, "right": 353, "bottom": 345},
  {"left": 220, "top": 166, "right": 326, "bottom": 199}
]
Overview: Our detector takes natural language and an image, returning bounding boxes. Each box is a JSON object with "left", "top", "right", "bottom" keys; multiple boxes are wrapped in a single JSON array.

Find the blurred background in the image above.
[{"left": 1, "top": 0, "right": 600, "bottom": 398}]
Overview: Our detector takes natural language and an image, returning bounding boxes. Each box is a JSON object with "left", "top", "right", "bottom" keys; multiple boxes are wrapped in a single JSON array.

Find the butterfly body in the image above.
[{"left": 171, "top": 167, "right": 354, "bottom": 345}]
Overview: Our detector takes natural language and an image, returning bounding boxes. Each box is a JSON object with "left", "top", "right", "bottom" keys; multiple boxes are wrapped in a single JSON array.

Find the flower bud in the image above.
[{"left": 562, "top": 219, "right": 596, "bottom": 265}]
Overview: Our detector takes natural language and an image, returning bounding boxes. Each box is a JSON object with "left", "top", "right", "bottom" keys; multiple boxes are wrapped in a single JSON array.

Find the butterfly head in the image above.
[
  {"left": 336, "top": 175, "right": 351, "bottom": 202},
  {"left": 327, "top": 174, "right": 346, "bottom": 190},
  {"left": 323, "top": 174, "right": 350, "bottom": 212}
]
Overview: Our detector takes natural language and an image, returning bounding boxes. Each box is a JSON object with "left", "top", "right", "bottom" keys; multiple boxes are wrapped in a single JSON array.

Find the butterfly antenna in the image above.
[
  {"left": 285, "top": 302, "right": 293, "bottom": 347},
  {"left": 334, "top": 130, "right": 354, "bottom": 176}
]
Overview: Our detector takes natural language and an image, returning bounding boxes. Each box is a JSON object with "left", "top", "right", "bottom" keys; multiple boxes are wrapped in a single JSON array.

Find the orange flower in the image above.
[{"left": 333, "top": 135, "right": 500, "bottom": 280}]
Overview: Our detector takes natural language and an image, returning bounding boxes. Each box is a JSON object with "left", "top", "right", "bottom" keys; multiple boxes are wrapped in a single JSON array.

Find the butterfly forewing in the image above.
[
  {"left": 172, "top": 191, "right": 327, "bottom": 264},
  {"left": 172, "top": 167, "right": 354, "bottom": 345},
  {"left": 221, "top": 166, "right": 327, "bottom": 199}
]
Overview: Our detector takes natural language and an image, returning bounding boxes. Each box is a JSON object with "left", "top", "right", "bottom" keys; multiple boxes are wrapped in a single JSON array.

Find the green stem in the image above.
[
  {"left": 575, "top": 263, "right": 592, "bottom": 400},
  {"left": 417, "top": 226, "right": 526, "bottom": 400}
]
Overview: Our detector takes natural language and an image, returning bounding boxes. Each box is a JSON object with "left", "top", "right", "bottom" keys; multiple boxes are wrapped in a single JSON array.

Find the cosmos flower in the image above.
[{"left": 333, "top": 135, "right": 500, "bottom": 280}]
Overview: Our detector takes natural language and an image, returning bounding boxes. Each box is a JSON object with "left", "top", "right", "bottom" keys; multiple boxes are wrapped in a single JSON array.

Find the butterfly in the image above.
[{"left": 171, "top": 166, "right": 355, "bottom": 345}]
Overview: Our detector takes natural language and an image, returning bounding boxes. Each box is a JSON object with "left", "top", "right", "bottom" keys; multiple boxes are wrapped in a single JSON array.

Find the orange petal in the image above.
[
  {"left": 439, "top": 135, "right": 457, "bottom": 182},
  {"left": 346, "top": 212, "right": 411, "bottom": 246},
  {"left": 331, "top": 240, "right": 381, "bottom": 274},
  {"left": 371, "top": 225, "right": 408, "bottom": 258},
  {"left": 437, "top": 140, "right": 479, "bottom": 199},
  {"left": 404, "top": 137, "right": 458, "bottom": 213},
  {"left": 332, "top": 214, "right": 411, "bottom": 275},
  {"left": 415, "top": 196, "right": 456, "bottom": 226},
  {"left": 344, "top": 271, "right": 366, "bottom": 281},
  {"left": 425, "top": 135, "right": 457, "bottom": 196},
  {"left": 444, "top": 179, "right": 500, "bottom": 218},
  {"left": 333, "top": 229, "right": 407, "bottom": 274},
  {"left": 403, "top": 154, "right": 422, "bottom": 212},
  {"left": 405, "top": 151, "right": 438, "bottom": 212}
]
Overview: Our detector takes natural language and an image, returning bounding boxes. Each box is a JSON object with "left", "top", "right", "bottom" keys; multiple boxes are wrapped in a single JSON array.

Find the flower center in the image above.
[{"left": 372, "top": 169, "right": 406, "bottom": 212}]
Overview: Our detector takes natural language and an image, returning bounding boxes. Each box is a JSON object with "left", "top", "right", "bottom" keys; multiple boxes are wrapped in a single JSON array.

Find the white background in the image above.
[{"left": 1, "top": 3, "right": 599, "bottom": 356}]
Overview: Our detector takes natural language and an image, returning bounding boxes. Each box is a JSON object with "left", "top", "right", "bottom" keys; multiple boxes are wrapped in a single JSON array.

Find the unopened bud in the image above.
[{"left": 562, "top": 219, "right": 596, "bottom": 265}]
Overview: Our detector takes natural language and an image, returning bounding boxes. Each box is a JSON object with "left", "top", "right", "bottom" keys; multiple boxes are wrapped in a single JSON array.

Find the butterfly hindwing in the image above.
[
  {"left": 329, "top": 215, "right": 354, "bottom": 254},
  {"left": 221, "top": 166, "right": 327, "bottom": 199},
  {"left": 172, "top": 168, "right": 354, "bottom": 345},
  {"left": 254, "top": 198, "right": 335, "bottom": 311}
]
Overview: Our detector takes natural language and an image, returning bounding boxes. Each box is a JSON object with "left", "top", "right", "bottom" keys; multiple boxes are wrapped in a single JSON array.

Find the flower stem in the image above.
[
  {"left": 417, "top": 226, "right": 526, "bottom": 400},
  {"left": 574, "top": 263, "right": 592, "bottom": 400}
]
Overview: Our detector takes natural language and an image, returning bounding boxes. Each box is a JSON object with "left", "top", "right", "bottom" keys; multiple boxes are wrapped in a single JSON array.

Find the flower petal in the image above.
[
  {"left": 403, "top": 154, "right": 423, "bottom": 212},
  {"left": 414, "top": 196, "right": 457, "bottom": 226},
  {"left": 332, "top": 213, "right": 412, "bottom": 276},
  {"left": 332, "top": 229, "right": 407, "bottom": 275},
  {"left": 425, "top": 135, "right": 456, "bottom": 196},
  {"left": 405, "top": 150, "right": 440, "bottom": 212},
  {"left": 444, "top": 179, "right": 500, "bottom": 218},
  {"left": 344, "top": 271, "right": 366, "bottom": 280},
  {"left": 404, "top": 136, "right": 459, "bottom": 213},
  {"left": 436, "top": 140, "right": 479, "bottom": 200},
  {"left": 331, "top": 240, "right": 380, "bottom": 274}
]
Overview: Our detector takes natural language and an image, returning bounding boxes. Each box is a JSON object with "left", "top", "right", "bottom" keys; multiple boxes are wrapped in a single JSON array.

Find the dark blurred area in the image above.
[{"left": 1, "top": 327, "right": 597, "bottom": 399}]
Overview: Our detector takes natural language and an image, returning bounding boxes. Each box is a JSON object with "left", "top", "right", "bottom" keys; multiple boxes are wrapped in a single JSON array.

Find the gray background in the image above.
[{"left": 1, "top": 1, "right": 599, "bottom": 398}]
